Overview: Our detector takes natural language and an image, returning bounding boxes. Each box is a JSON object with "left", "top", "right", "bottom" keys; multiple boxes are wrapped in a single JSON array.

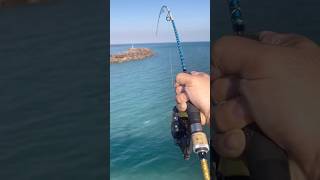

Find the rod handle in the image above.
[{"left": 186, "top": 101, "right": 201, "bottom": 124}]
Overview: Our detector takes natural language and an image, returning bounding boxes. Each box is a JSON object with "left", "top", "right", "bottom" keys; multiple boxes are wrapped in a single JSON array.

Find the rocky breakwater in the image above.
[{"left": 110, "top": 48, "right": 154, "bottom": 64}]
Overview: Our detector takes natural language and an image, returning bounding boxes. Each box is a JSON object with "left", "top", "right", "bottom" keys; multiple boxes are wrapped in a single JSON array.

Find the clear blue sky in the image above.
[{"left": 110, "top": 0, "right": 210, "bottom": 44}]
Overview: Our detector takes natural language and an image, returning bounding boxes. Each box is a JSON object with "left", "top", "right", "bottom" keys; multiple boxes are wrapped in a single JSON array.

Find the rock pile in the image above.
[{"left": 110, "top": 48, "right": 154, "bottom": 64}]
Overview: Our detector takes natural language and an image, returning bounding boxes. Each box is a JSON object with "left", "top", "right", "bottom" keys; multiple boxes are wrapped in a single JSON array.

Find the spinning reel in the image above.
[{"left": 171, "top": 106, "right": 192, "bottom": 160}]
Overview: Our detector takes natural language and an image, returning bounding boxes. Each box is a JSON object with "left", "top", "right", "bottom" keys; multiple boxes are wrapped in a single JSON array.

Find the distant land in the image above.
[{"left": 110, "top": 48, "right": 153, "bottom": 64}]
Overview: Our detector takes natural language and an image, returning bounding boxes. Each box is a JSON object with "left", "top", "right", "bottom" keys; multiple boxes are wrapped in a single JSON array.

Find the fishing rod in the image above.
[
  {"left": 225, "top": 1, "right": 291, "bottom": 180},
  {"left": 156, "top": 6, "right": 187, "bottom": 72},
  {"left": 228, "top": 0, "right": 245, "bottom": 35},
  {"left": 157, "top": 5, "right": 210, "bottom": 180}
]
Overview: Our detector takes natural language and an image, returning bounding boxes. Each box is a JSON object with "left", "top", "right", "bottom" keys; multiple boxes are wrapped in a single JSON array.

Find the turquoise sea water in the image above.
[{"left": 110, "top": 42, "right": 210, "bottom": 180}]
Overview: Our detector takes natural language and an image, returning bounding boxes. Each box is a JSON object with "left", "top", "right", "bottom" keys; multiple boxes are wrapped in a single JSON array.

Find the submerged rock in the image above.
[{"left": 110, "top": 48, "right": 154, "bottom": 64}]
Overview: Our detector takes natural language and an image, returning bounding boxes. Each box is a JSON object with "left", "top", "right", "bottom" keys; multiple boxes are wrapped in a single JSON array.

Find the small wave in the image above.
[{"left": 143, "top": 120, "right": 150, "bottom": 124}]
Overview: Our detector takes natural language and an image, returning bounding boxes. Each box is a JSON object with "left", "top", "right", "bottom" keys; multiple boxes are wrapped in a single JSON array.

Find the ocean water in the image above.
[
  {"left": 110, "top": 42, "right": 210, "bottom": 180},
  {"left": 0, "top": 1, "right": 107, "bottom": 179},
  {"left": 0, "top": 0, "right": 319, "bottom": 179}
]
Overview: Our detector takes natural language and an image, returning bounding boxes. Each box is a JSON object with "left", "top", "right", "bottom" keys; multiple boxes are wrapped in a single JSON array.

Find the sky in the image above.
[{"left": 110, "top": 0, "right": 210, "bottom": 44}]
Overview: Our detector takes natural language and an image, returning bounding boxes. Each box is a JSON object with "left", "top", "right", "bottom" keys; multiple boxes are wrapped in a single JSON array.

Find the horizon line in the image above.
[{"left": 110, "top": 40, "right": 210, "bottom": 46}]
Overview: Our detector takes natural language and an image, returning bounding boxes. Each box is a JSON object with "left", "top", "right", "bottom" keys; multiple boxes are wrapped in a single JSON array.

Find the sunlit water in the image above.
[{"left": 110, "top": 42, "right": 210, "bottom": 180}]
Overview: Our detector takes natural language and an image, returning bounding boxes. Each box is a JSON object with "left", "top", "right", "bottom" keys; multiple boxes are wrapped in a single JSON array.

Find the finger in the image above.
[
  {"left": 212, "top": 77, "right": 240, "bottom": 103},
  {"left": 214, "top": 97, "right": 253, "bottom": 133},
  {"left": 213, "top": 129, "right": 246, "bottom": 158},
  {"left": 175, "top": 85, "right": 184, "bottom": 94},
  {"left": 190, "top": 71, "right": 200, "bottom": 75},
  {"left": 212, "top": 36, "right": 272, "bottom": 76},
  {"left": 176, "top": 93, "right": 188, "bottom": 104},
  {"left": 176, "top": 100, "right": 208, "bottom": 125},
  {"left": 176, "top": 102, "right": 187, "bottom": 112},
  {"left": 289, "top": 158, "right": 308, "bottom": 180},
  {"left": 212, "top": 66, "right": 222, "bottom": 80},
  {"left": 200, "top": 112, "right": 207, "bottom": 125},
  {"left": 176, "top": 72, "right": 192, "bottom": 86},
  {"left": 259, "top": 31, "right": 319, "bottom": 49},
  {"left": 192, "top": 71, "right": 209, "bottom": 78}
]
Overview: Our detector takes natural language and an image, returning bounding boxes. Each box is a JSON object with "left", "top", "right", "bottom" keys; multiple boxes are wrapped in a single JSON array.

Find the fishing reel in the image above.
[
  {"left": 171, "top": 105, "right": 211, "bottom": 180},
  {"left": 171, "top": 106, "right": 192, "bottom": 160}
]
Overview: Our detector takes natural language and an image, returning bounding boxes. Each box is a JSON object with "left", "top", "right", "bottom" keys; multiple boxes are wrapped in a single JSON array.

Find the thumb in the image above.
[
  {"left": 259, "top": 31, "right": 319, "bottom": 49},
  {"left": 212, "top": 36, "right": 273, "bottom": 77},
  {"left": 176, "top": 72, "right": 192, "bottom": 86}
]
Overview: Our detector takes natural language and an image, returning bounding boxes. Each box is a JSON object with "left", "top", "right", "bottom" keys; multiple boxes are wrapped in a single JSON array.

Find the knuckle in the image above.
[
  {"left": 175, "top": 94, "right": 180, "bottom": 100},
  {"left": 175, "top": 87, "right": 180, "bottom": 94},
  {"left": 175, "top": 73, "right": 183, "bottom": 81},
  {"left": 200, "top": 72, "right": 210, "bottom": 78},
  {"left": 213, "top": 36, "right": 239, "bottom": 66},
  {"left": 176, "top": 94, "right": 184, "bottom": 103},
  {"left": 212, "top": 78, "right": 231, "bottom": 102},
  {"left": 213, "top": 36, "right": 230, "bottom": 55},
  {"left": 177, "top": 103, "right": 187, "bottom": 111},
  {"left": 187, "top": 77, "right": 195, "bottom": 86}
]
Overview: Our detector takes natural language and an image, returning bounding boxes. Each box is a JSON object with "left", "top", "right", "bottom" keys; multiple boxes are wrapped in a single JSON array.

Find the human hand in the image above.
[
  {"left": 212, "top": 31, "right": 320, "bottom": 180},
  {"left": 175, "top": 71, "right": 210, "bottom": 125}
]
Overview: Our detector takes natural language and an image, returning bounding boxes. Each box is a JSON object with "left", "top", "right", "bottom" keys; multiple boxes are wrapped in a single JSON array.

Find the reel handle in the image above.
[{"left": 242, "top": 124, "right": 290, "bottom": 180}]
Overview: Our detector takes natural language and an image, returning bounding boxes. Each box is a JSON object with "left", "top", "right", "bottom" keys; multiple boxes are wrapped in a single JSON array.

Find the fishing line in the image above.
[
  {"left": 228, "top": 0, "right": 245, "bottom": 35},
  {"left": 169, "top": 48, "right": 175, "bottom": 89}
]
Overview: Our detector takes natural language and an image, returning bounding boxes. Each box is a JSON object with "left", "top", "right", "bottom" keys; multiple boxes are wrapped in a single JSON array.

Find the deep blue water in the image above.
[
  {"left": 0, "top": 1, "right": 107, "bottom": 179},
  {"left": 110, "top": 42, "right": 210, "bottom": 180}
]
